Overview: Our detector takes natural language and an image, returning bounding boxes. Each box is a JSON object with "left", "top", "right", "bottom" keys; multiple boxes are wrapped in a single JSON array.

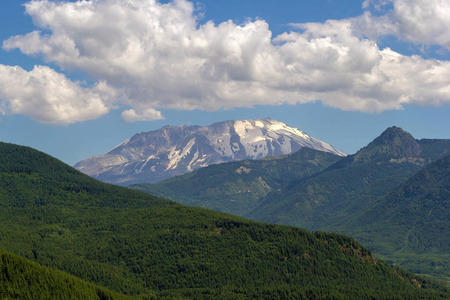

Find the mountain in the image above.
[
  {"left": 0, "top": 250, "right": 131, "bottom": 300},
  {"left": 74, "top": 118, "right": 346, "bottom": 185},
  {"left": 331, "top": 153, "right": 450, "bottom": 281},
  {"left": 248, "top": 127, "right": 450, "bottom": 230},
  {"left": 134, "top": 126, "right": 450, "bottom": 280},
  {"left": 132, "top": 147, "right": 342, "bottom": 216},
  {"left": 1, "top": 141, "right": 448, "bottom": 298}
]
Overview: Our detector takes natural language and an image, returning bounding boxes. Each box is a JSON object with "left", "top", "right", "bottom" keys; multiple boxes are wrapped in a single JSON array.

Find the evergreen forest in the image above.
[{"left": 0, "top": 141, "right": 449, "bottom": 298}]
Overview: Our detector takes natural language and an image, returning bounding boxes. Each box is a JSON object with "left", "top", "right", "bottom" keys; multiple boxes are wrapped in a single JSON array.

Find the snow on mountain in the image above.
[{"left": 74, "top": 118, "right": 346, "bottom": 185}]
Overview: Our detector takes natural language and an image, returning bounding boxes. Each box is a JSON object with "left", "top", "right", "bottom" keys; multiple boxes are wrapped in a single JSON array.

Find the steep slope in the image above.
[
  {"left": 332, "top": 154, "right": 450, "bottom": 281},
  {"left": 0, "top": 141, "right": 447, "bottom": 298},
  {"left": 0, "top": 250, "right": 131, "bottom": 300},
  {"left": 248, "top": 127, "right": 450, "bottom": 230},
  {"left": 132, "top": 147, "right": 341, "bottom": 216},
  {"left": 75, "top": 118, "right": 346, "bottom": 185}
]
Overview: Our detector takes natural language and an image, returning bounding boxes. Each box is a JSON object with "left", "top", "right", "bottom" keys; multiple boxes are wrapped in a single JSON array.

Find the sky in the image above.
[{"left": 0, "top": 0, "right": 449, "bottom": 166}]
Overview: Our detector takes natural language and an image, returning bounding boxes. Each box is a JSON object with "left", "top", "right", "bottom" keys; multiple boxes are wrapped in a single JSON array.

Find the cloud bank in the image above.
[
  {"left": 1, "top": 0, "right": 450, "bottom": 124},
  {"left": 0, "top": 64, "right": 115, "bottom": 125}
]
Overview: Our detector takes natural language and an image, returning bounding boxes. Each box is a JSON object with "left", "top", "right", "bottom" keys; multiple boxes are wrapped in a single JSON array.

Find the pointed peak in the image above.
[
  {"left": 379, "top": 126, "right": 409, "bottom": 138},
  {"left": 357, "top": 126, "right": 421, "bottom": 160},
  {"left": 373, "top": 126, "right": 416, "bottom": 145}
]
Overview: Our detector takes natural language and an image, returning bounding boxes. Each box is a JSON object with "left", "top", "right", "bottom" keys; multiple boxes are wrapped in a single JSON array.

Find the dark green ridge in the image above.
[
  {"left": 0, "top": 141, "right": 448, "bottom": 298},
  {"left": 331, "top": 154, "right": 450, "bottom": 282},
  {"left": 244, "top": 126, "right": 447, "bottom": 231},
  {"left": 0, "top": 142, "right": 171, "bottom": 209},
  {"left": 245, "top": 127, "right": 450, "bottom": 281},
  {"left": 0, "top": 249, "right": 132, "bottom": 300}
]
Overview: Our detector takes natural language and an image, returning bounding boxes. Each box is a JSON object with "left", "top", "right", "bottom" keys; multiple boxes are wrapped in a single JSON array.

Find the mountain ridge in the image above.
[
  {"left": 330, "top": 154, "right": 450, "bottom": 281},
  {"left": 248, "top": 126, "right": 449, "bottom": 229},
  {"left": 132, "top": 147, "right": 342, "bottom": 216},
  {"left": 2, "top": 141, "right": 447, "bottom": 298},
  {"left": 0, "top": 249, "right": 132, "bottom": 299},
  {"left": 74, "top": 118, "right": 346, "bottom": 185},
  {"left": 133, "top": 126, "right": 450, "bottom": 281}
]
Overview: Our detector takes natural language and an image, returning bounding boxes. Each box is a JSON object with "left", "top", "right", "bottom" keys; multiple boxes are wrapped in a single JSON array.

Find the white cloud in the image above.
[
  {"left": 0, "top": 65, "right": 115, "bottom": 125},
  {"left": 362, "top": 0, "right": 392, "bottom": 10},
  {"left": 393, "top": 0, "right": 450, "bottom": 48},
  {"left": 1, "top": 0, "right": 450, "bottom": 125},
  {"left": 122, "top": 108, "right": 164, "bottom": 123},
  {"left": 358, "top": 0, "right": 450, "bottom": 49}
]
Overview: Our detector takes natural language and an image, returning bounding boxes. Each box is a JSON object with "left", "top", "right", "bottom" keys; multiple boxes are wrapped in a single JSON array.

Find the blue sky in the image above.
[{"left": 0, "top": 0, "right": 449, "bottom": 165}]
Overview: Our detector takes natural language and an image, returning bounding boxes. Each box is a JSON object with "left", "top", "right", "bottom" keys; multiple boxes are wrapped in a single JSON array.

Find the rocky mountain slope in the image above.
[{"left": 74, "top": 118, "right": 346, "bottom": 185}]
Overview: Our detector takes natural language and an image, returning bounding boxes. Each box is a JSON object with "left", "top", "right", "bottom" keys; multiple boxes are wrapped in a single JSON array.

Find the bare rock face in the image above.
[{"left": 74, "top": 118, "right": 346, "bottom": 185}]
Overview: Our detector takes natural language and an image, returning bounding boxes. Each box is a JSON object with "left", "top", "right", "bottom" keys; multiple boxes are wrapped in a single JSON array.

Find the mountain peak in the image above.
[
  {"left": 358, "top": 126, "right": 421, "bottom": 160},
  {"left": 75, "top": 118, "right": 346, "bottom": 185},
  {"left": 377, "top": 126, "right": 412, "bottom": 142}
]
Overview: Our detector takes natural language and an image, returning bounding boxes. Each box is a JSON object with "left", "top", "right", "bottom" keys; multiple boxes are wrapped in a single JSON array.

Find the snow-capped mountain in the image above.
[{"left": 74, "top": 118, "right": 346, "bottom": 185}]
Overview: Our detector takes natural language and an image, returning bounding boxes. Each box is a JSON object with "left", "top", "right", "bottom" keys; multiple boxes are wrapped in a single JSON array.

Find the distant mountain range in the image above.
[
  {"left": 74, "top": 118, "right": 346, "bottom": 185},
  {"left": 3, "top": 141, "right": 446, "bottom": 298},
  {"left": 133, "top": 126, "right": 450, "bottom": 281}
]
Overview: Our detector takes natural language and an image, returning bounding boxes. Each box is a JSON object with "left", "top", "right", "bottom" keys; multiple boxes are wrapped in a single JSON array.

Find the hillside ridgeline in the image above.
[{"left": 0, "top": 141, "right": 448, "bottom": 298}]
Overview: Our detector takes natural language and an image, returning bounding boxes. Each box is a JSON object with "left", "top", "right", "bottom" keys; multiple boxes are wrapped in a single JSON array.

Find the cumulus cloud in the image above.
[
  {"left": 358, "top": 0, "right": 450, "bottom": 48},
  {"left": 122, "top": 108, "right": 164, "bottom": 123},
  {"left": 1, "top": 0, "right": 450, "bottom": 124},
  {"left": 0, "top": 65, "right": 115, "bottom": 125}
]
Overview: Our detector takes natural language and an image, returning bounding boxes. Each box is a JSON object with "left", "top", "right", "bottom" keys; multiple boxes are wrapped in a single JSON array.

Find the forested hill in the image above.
[
  {"left": 0, "top": 141, "right": 448, "bottom": 299},
  {"left": 0, "top": 249, "right": 132, "bottom": 299},
  {"left": 248, "top": 126, "right": 450, "bottom": 230},
  {"left": 0, "top": 142, "right": 171, "bottom": 208},
  {"left": 332, "top": 153, "right": 450, "bottom": 281},
  {"left": 132, "top": 147, "right": 341, "bottom": 216}
]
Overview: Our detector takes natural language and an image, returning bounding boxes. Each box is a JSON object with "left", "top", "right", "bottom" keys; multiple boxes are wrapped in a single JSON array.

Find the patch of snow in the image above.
[
  {"left": 187, "top": 150, "right": 199, "bottom": 172},
  {"left": 166, "top": 137, "right": 196, "bottom": 171},
  {"left": 136, "top": 155, "right": 156, "bottom": 173}
]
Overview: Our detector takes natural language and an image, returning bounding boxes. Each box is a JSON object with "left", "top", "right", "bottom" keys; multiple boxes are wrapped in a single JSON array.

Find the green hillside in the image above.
[
  {"left": 0, "top": 249, "right": 131, "bottom": 300},
  {"left": 332, "top": 154, "right": 450, "bottom": 281},
  {"left": 0, "top": 141, "right": 448, "bottom": 298},
  {"left": 132, "top": 147, "right": 341, "bottom": 216},
  {"left": 133, "top": 127, "right": 450, "bottom": 281},
  {"left": 248, "top": 127, "right": 450, "bottom": 230}
]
